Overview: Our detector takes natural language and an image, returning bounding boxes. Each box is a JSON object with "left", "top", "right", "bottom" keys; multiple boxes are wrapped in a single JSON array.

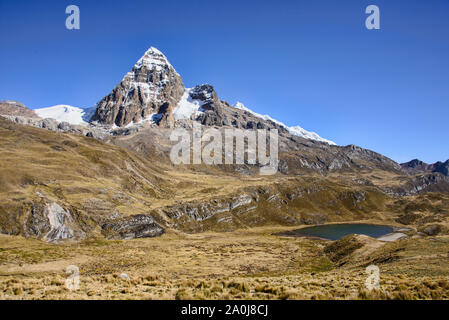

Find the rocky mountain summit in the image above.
[
  {"left": 401, "top": 159, "right": 449, "bottom": 177},
  {"left": 89, "top": 46, "right": 335, "bottom": 144},
  {"left": 91, "top": 47, "right": 184, "bottom": 127}
]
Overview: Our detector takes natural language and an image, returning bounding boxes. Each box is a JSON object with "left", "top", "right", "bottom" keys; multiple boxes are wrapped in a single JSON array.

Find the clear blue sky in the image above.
[{"left": 0, "top": 0, "right": 448, "bottom": 164}]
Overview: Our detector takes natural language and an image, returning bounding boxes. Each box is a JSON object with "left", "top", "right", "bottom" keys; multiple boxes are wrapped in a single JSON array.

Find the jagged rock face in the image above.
[
  {"left": 0, "top": 100, "right": 39, "bottom": 118},
  {"left": 189, "top": 84, "right": 219, "bottom": 111},
  {"left": 434, "top": 161, "right": 449, "bottom": 176},
  {"left": 341, "top": 144, "right": 402, "bottom": 171},
  {"left": 384, "top": 173, "right": 449, "bottom": 196},
  {"left": 92, "top": 47, "right": 185, "bottom": 127},
  {"left": 43, "top": 203, "right": 75, "bottom": 242}
]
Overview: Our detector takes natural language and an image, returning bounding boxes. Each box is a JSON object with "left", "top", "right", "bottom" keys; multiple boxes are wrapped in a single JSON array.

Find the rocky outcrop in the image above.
[
  {"left": 24, "top": 202, "right": 82, "bottom": 242},
  {"left": 1, "top": 114, "right": 111, "bottom": 140},
  {"left": 42, "top": 203, "right": 75, "bottom": 242},
  {"left": 342, "top": 144, "right": 401, "bottom": 172},
  {"left": 156, "top": 194, "right": 255, "bottom": 223},
  {"left": 384, "top": 173, "right": 449, "bottom": 196},
  {"left": 91, "top": 47, "right": 185, "bottom": 127},
  {"left": 301, "top": 212, "right": 328, "bottom": 225},
  {"left": 188, "top": 84, "right": 219, "bottom": 111},
  {"left": 101, "top": 214, "right": 165, "bottom": 240},
  {"left": 420, "top": 224, "right": 442, "bottom": 236}
]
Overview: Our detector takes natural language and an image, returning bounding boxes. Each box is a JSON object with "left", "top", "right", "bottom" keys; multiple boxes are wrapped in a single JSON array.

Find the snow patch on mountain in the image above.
[
  {"left": 123, "top": 113, "right": 163, "bottom": 127},
  {"left": 288, "top": 126, "right": 335, "bottom": 145},
  {"left": 173, "top": 88, "right": 205, "bottom": 121},
  {"left": 233, "top": 102, "right": 336, "bottom": 145},
  {"left": 34, "top": 105, "right": 95, "bottom": 125}
]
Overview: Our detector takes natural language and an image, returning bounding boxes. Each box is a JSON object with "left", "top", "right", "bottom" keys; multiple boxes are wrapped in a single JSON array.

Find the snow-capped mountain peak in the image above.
[
  {"left": 125, "top": 46, "right": 175, "bottom": 78},
  {"left": 34, "top": 105, "right": 95, "bottom": 125},
  {"left": 233, "top": 102, "right": 336, "bottom": 145},
  {"left": 138, "top": 47, "right": 172, "bottom": 68}
]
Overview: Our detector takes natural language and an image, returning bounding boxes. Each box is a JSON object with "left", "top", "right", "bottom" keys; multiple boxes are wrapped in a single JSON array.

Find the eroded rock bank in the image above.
[{"left": 3, "top": 177, "right": 447, "bottom": 243}]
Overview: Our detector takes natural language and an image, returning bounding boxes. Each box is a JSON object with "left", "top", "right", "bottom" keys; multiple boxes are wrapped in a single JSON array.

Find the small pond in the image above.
[{"left": 278, "top": 223, "right": 394, "bottom": 241}]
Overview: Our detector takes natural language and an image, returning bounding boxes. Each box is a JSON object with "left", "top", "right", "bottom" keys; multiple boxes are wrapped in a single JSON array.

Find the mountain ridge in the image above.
[
  {"left": 90, "top": 46, "right": 336, "bottom": 145},
  {"left": 1, "top": 46, "right": 336, "bottom": 145}
]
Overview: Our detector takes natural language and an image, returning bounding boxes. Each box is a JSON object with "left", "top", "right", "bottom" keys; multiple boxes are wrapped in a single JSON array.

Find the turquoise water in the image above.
[{"left": 282, "top": 223, "right": 393, "bottom": 240}]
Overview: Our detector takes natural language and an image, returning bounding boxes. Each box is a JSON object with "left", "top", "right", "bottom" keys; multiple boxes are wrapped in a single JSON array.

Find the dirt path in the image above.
[
  {"left": 0, "top": 255, "right": 91, "bottom": 275},
  {"left": 377, "top": 232, "right": 408, "bottom": 242}
]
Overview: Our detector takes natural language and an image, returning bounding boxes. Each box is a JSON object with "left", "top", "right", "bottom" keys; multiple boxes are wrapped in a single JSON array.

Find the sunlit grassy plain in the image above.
[{"left": 0, "top": 226, "right": 448, "bottom": 300}]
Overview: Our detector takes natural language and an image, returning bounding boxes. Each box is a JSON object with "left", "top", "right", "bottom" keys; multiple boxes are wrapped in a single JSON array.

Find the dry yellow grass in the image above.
[{"left": 0, "top": 227, "right": 448, "bottom": 300}]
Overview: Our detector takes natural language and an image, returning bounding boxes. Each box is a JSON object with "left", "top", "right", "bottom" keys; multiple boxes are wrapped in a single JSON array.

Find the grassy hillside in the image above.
[{"left": 1, "top": 117, "right": 448, "bottom": 238}]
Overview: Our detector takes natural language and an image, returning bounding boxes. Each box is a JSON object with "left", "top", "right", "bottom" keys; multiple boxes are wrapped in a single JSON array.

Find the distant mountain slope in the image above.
[
  {"left": 233, "top": 102, "right": 336, "bottom": 145},
  {"left": 401, "top": 159, "right": 449, "bottom": 176},
  {"left": 0, "top": 100, "right": 38, "bottom": 118}
]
